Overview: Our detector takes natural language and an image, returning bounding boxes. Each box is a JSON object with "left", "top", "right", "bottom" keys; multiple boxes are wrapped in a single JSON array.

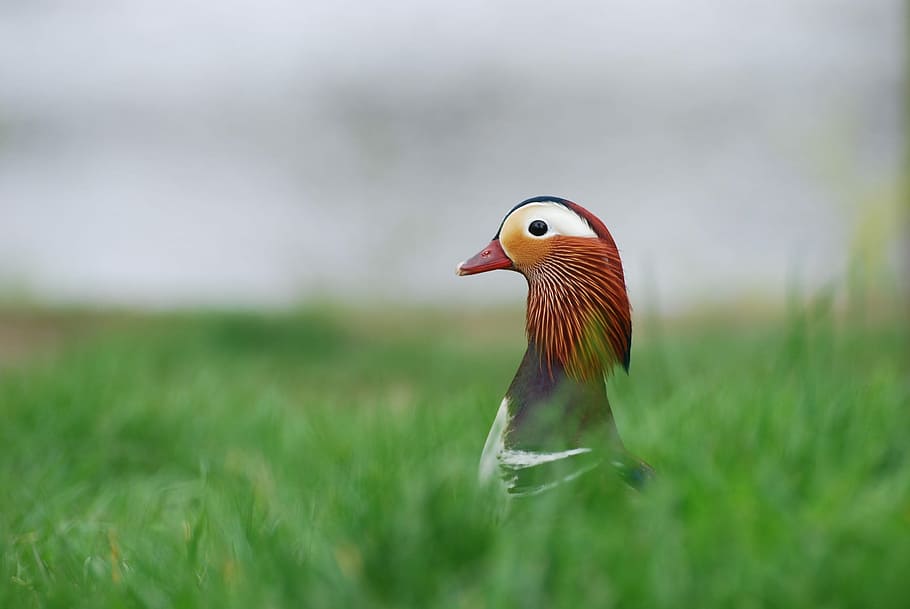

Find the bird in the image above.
[{"left": 457, "top": 196, "right": 651, "bottom": 495}]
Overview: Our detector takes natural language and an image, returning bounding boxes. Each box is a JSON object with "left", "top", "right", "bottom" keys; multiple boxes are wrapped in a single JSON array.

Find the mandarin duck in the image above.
[{"left": 457, "top": 196, "right": 652, "bottom": 495}]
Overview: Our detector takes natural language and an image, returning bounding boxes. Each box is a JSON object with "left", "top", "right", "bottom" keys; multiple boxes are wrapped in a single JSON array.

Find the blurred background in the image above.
[{"left": 0, "top": 0, "right": 905, "bottom": 313}]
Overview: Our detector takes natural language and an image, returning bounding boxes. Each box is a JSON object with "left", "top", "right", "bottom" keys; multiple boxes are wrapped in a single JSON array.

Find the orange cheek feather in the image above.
[{"left": 499, "top": 225, "right": 554, "bottom": 271}]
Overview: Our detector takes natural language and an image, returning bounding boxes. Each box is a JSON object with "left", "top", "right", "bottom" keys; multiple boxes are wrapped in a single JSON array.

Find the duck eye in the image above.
[{"left": 528, "top": 220, "right": 548, "bottom": 236}]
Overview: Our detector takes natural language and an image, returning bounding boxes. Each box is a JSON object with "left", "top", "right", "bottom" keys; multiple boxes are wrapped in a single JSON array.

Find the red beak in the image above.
[{"left": 456, "top": 239, "right": 514, "bottom": 275}]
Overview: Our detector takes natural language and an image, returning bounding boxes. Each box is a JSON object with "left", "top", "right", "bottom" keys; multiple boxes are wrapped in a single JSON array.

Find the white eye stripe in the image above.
[{"left": 507, "top": 202, "right": 596, "bottom": 239}]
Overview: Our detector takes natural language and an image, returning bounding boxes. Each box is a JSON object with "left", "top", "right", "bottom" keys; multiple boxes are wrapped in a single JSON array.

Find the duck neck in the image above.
[
  {"left": 504, "top": 340, "right": 621, "bottom": 452},
  {"left": 523, "top": 243, "right": 632, "bottom": 382}
]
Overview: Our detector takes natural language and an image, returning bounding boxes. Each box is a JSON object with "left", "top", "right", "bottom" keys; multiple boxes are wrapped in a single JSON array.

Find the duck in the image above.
[{"left": 457, "top": 196, "right": 652, "bottom": 495}]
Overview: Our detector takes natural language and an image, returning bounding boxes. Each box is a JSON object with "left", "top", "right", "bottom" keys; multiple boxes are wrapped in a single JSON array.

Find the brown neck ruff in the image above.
[{"left": 525, "top": 236, "right": 631, "bottom": 382}]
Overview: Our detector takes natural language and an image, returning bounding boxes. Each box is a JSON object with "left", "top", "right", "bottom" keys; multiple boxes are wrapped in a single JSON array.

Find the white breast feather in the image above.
[
  {"left": 499, "top": 447, "right": 592, "bottom": 469},
  {"left": 478, "top": 397, "right": 597, "bottom": 494},
  {"left": 478, "top": 398, "right": 509, "bottom": 483}
]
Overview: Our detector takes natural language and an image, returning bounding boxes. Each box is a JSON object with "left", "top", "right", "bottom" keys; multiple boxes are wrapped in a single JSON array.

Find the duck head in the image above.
[{"left": 457, "top": 196, "right": 631, "bottom": 382}]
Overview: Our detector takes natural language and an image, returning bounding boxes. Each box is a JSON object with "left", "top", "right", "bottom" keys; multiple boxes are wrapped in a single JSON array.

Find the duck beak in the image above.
[{"left": 456, "top": 239, "right": 514, "bottom": 276}]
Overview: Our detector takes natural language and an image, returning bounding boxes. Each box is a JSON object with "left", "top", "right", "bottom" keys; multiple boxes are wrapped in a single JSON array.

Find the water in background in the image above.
[{"left": 0, "top": 0, "right": 904, "bottom": 311}]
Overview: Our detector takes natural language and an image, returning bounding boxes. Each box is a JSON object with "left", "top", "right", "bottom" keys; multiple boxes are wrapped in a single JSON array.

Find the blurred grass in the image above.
[{"left": 0, "top": 302, "right": 908, "bottom": 609}]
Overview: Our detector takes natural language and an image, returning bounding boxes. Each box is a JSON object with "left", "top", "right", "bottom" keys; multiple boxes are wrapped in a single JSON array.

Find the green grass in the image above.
[{"left": 1, "top": 304, "right": 908, "bottom": 608}]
